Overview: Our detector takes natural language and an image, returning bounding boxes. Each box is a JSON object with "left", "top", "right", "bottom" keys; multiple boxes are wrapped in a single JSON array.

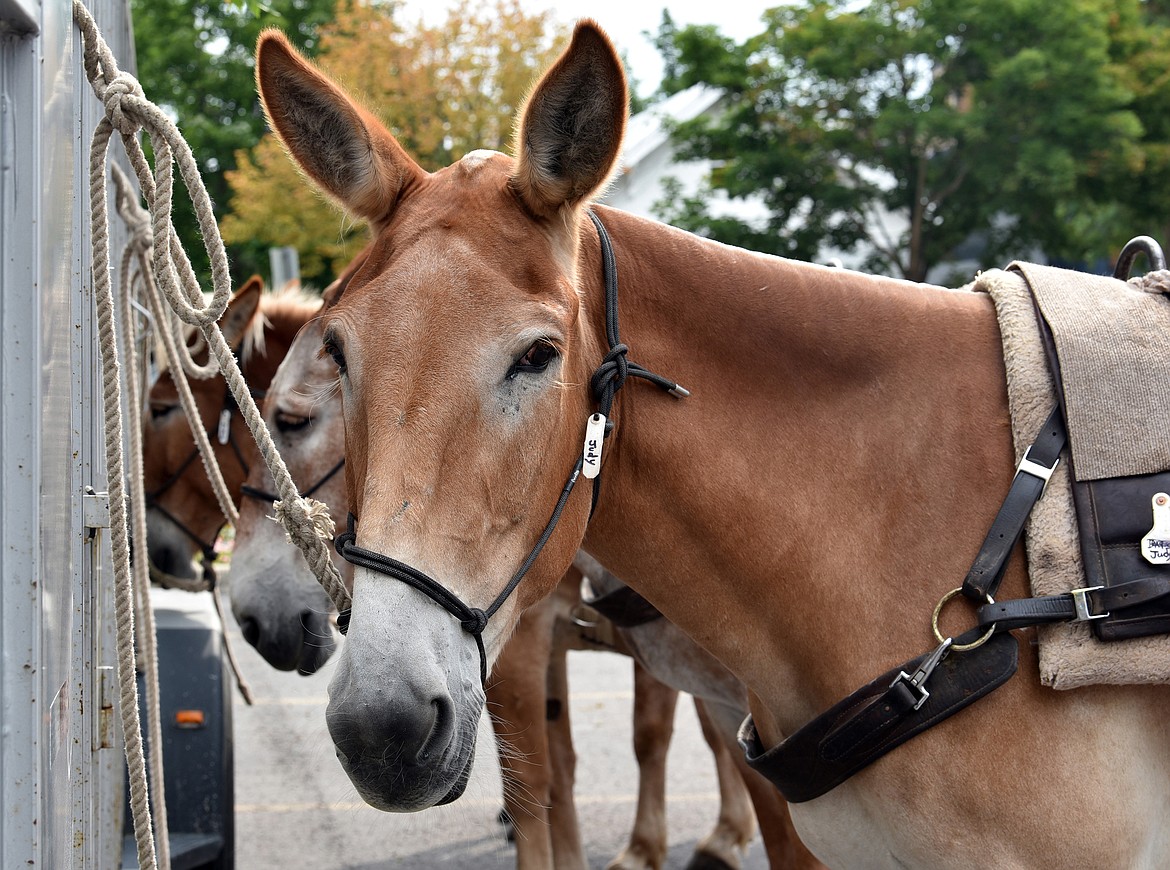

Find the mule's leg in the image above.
[
  {"left": 607, "top": 660, "right": 678, "bottom": 870},
  {"left": 487, "top": 597, "right": 558, "bottom": 870},
  {"left": 685, "top": 698, "right": 756, "bottom": 870},
  {"left": 701, "top": 700, "right": 827, "bottom": 870},
  {"left": 546, "top": 632, "right": 588, "bottom": 870}
]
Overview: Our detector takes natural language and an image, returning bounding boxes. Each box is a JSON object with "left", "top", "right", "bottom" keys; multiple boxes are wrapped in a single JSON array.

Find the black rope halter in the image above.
[
  {"left": 145, "top": 388, "right": 264, "bottom": 577},
  {"left": 334, "top": 210, "right": 688, "bottom": 684},
  {"left": 240, "top": 456, "right": 346, "bottom": 505},
  {"left": 143, "top": 342, "right": 264, "bottom": 576}
]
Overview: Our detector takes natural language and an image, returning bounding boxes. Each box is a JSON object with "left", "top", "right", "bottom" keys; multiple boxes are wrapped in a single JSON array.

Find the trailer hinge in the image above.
[
  {"left": 83, "top": 487, "right": 110, "bottom": 531},
  {"left": 96, "top": 666, "right": 116, "bottom": 749}
]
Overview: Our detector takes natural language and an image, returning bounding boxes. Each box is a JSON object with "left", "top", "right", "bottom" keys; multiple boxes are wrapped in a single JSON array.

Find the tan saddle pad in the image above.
[{"left": 973, "top": 266, "right": 1170, "bottom": 689}]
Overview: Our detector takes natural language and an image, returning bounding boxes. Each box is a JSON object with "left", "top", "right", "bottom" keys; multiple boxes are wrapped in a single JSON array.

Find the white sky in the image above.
[{"left": 398, "top": 1, "right": 773, "bottom": 97}]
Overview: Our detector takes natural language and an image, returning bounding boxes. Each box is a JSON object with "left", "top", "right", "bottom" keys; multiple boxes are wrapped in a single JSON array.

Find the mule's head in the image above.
[
  {"left": 142, "top": 279, "right": 265, "bottom": 581},
  {"left": 256, "top": 21, "right": 626, "bottom": 810},
  {"left": 230, "top": 314, "right": 344, "bottom": 674}
]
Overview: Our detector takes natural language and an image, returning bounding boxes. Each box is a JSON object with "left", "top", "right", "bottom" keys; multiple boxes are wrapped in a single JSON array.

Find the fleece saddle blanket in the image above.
[{"left": 973, "top": 265, "right": 1170, "bottom": 688}]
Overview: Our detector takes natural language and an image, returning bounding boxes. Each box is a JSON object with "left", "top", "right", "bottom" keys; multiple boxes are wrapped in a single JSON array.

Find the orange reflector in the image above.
[{"left": 175, "top": 709, "right": 205, "bottom": 728}]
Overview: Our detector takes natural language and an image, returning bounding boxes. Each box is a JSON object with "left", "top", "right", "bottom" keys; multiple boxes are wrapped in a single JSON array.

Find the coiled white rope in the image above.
[
  {"left": 111, "top": 166, "right": 256, "bottom": 706},
  {"left": 74, "top": 3, "right": 351, "bottom": 868},
  {"left": 113, "top": 194, "right": 172, "bottom": 870}
]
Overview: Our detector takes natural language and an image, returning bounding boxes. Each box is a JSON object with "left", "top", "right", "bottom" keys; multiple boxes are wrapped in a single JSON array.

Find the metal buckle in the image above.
[
  {"left": 1070, "top": 585, "right": 1108, "bottom": 621},
  {"left": 1017, "top": 446, "right": 1059, "bottom": 495},
  {"left": 889, "top": 638, "right": 952, "bottom": 711}
]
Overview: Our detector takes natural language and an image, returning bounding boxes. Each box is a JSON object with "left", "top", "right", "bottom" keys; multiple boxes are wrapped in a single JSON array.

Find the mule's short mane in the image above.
[
  {"left": 249, "top": 282, "right": 323, "bottom": 361},
  {"left": 157, "top": 283, "right": 323, "bottom": 374}
]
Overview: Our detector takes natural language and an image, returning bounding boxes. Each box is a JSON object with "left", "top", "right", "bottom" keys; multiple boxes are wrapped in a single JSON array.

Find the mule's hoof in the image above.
[
  {"left": 497, "top": 807, "right": 516, "bottom": 844},
  {"left": 684, "top": 850, "right": 737, "bottom": 870}
]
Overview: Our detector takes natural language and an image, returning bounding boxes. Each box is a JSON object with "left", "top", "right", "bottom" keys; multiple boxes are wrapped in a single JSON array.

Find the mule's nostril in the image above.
[
  {"left": 419, "top": 694, "right": 455, "bottom": 763},
  {"left": 239, "top": 616, "right": 260, "bottom": 647}
]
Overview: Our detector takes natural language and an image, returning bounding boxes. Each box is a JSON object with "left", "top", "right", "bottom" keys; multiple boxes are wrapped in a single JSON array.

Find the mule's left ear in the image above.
[
  {"left": 220, "top": 276, "right": 264, "bottom": 348},
  {"left": 511, "top": 21, "right": 627, "bottom": 218},
  {"left": 256, "top": 30, "right": 425, "bottom": 227}
]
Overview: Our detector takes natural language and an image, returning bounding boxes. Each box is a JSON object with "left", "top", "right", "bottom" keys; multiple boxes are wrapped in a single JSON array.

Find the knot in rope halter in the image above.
[{"left": 334, "top": 211, "right": 688, "bottom": 685}]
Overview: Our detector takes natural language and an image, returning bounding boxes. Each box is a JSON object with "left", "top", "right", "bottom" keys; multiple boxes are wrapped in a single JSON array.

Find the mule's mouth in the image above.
[{"left": 334, "top": 726, "right": 478, "bottom": 812}]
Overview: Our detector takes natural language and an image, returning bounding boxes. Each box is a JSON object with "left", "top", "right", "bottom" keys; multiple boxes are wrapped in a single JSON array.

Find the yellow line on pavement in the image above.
[
  {"left": 251, "top": 690, "right": 634, "bottom": 706},
  {"left": 236, "top": 792, "right": 720, "bottom": 814}
]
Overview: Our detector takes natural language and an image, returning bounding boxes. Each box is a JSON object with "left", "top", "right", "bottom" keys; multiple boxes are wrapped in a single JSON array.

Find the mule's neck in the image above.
[{"left": 578, "top": 206, "right": 1021, "bottom": 736}]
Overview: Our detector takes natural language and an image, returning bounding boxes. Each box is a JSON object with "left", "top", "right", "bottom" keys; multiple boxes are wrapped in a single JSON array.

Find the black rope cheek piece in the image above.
[
  {"left": 333, "top": 210, "right": 688, "bottom": 685},
  {"left": 586, "top": 211, "right": 689, "bottom": 512}
]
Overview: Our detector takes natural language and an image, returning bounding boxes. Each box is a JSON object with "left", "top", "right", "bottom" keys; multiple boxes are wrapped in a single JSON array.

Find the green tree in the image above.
[
  {"left": 657, "top": 0, "right": 1154, "bottom": 282},
  {"left": 222, "top": 0, "right": 568, "bottom": 284},
  {"left": 1099, "top": 0, "right": 1170, "bottom": 259},
  {"left": 132, "top": 0, "right": 336, "bottom": 284}
]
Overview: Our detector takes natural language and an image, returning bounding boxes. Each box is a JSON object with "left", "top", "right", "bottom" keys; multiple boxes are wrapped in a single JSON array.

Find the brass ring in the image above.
[{"left": 932, "top": 587, "right": 996, "bottom": 652}]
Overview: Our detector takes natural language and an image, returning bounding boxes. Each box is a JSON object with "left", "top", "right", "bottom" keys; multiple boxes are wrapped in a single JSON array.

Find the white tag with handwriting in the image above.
[
  {"left": 1141, "top": 492, "right": 1170, "bottom": 565},
  {"left": 582, "top": 413, "right": 606, "bottom": 479},
  {"left": 217, "top": 408, "right": 232, "bottom": 445}
]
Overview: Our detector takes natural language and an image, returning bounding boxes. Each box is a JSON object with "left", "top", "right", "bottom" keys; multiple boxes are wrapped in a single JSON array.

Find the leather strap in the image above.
[
  {"left": 977, "top": 575, "right": 1170, "bottom": 631},
  {"left": 739, "top": 629, "right": 1018, "bottom": 803},
  {"left": 742, "top": 408, "right": 1058, "bottom": 801},
  {"left": 580, "top": 581, "right": 663, "bottom": 628},
  {"left": 961, "top": 406, "right": 1066, "bottom": 602}
]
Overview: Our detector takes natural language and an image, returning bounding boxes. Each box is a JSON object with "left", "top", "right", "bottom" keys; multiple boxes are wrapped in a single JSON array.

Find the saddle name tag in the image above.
[
  {"left": 217, "top": 408, "right": 232, "bottom": 445},
  {"left": 1141, "top": 492, "right": 1170, "bottom": 565},
  {"left": 582, "top": 413, "right": 606, "bottom": 479}
]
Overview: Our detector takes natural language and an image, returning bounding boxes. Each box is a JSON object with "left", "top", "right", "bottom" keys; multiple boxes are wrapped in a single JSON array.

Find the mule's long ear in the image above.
[
  {"left": 220, "top": 276, "right": 264, "bottom": 348},
  {"left": 511, "top": 21, "right": 627, "bottom": 218},
  {"left": 256, "top": 30, "right": 424, "bottom": 226}
]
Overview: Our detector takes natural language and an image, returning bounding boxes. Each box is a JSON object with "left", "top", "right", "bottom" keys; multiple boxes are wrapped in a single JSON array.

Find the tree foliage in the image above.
[
  {"left": 132, "top": 0, "right": 336, "bottom": 283},
  {"left": 221, "top": 0, "right": 568, "bottom": 284},
  {"left": 657, "top": 0, "right": 1168, "bottom": 282}
]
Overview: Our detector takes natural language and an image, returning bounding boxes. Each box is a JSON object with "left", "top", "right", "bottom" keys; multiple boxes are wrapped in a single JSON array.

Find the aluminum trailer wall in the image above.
[{"left": 0, "top": 0, "right": 135, "bottom": 865}]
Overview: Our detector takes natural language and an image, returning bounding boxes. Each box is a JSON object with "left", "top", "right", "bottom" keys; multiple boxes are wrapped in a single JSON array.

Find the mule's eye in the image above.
[
  {"left": 510, "top": 340, "right": 558, "bottom": 378},
  {"left": 150, "top": 402, "right": 176, "bottom": 421},
  {"left": 323, "top": 340, "right": 347, "bottom": 375},
  {"left": 275, "top": 411, "right": 312, "bottom": 433}
]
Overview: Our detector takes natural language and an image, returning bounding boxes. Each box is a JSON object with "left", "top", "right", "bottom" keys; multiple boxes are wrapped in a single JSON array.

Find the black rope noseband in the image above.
[
  {"left": 334, "top": 210, "right": 688, "bottom": 684},
  {"left": 240, "top": 456, "right": 346, "bottom": 505}
]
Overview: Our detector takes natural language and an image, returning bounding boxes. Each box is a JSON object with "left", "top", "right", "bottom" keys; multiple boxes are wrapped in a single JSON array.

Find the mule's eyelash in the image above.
[
  {"left": 274, "top": 410, "right": 312, "bottom": 433},
  {"left": 507, "top": 338, "right": 559, "bottom": 379},
  {"left": 320, "top": 330, "right": 348, "bottom": 374}
]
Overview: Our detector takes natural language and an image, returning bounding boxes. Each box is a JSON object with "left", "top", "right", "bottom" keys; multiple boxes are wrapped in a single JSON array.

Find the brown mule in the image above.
[
  {"left": 229, "top": 312, "right": 779, "bottom": 869},
  {"left": 142, "top": 278, "right": 327, "bottom": 670},
  {"left": 255, "top": 19, "right": 1170, "bottom": 869}
]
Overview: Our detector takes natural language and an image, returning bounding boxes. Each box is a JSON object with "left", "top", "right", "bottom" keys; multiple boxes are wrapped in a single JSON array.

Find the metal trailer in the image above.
[{"left": 0, "top": 1, "right": 233, "bottom": 866}]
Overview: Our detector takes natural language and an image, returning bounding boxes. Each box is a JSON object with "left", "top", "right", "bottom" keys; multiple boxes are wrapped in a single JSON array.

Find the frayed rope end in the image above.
[{"left": 270, "top": 497, "right": 336, "bottom": 543}]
